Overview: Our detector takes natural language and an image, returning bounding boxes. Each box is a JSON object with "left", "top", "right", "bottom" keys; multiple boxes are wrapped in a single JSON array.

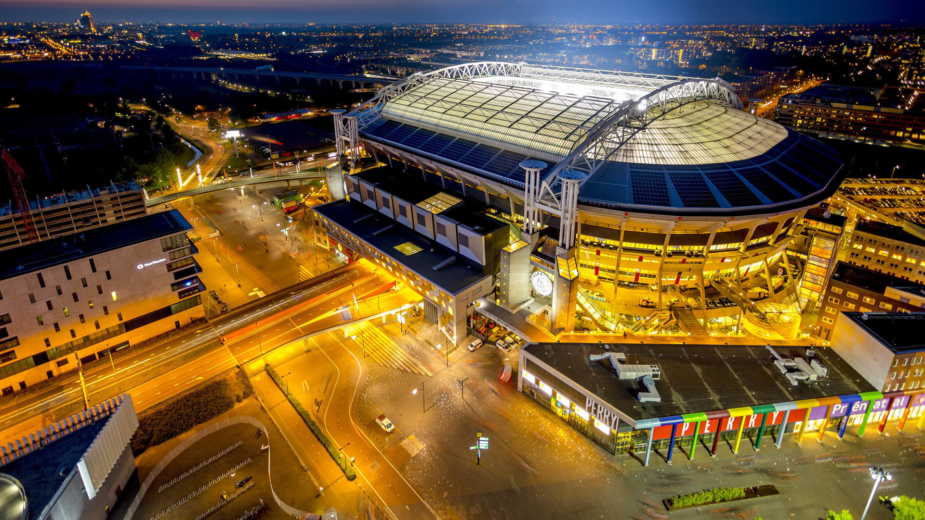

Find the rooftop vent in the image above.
[{"left": 590, "top": 352, "right": 661, "bottom": 403}]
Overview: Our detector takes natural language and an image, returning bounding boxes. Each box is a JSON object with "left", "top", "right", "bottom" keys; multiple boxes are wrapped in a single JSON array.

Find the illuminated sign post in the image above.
[
  {"left": 224, "top": 130, "right": 242, "bottom": 157},
  {"left": 470, "top": 430, "right": 488, "bottom": 465}
]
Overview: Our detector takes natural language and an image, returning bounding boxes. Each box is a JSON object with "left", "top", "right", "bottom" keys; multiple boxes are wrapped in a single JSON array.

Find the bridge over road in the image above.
[{"left": 145, "top": 171, "right": 327, "bottom": 206}]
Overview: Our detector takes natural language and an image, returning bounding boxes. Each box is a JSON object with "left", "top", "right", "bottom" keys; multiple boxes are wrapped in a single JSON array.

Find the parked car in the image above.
[
  {"left": 496, "top": 339, "right": 512, "bottom": 352},
  {"left": 468, "top": 339, "right": 483, "bottom": 352},
  {"left": 639, "top": 298, "right": 656, "bottom": 308},
  {"left": 649, "top": 284, "right": 659, "bottom": 292},
  {"left": 376, "top": 414, "right": 395, "bottom": 433}
]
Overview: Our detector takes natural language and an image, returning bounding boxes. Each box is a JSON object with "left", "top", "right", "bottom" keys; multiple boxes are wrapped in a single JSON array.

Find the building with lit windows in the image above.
[
  {"left": 0, "top": 210, "right": 204, "bottom": 394},
  {"left": 786, "top": 206, "right": 846, "bottom": 306},
  {"left": 846, "top": 220, "right": 925, "bottom": 282},
  {"left": 813, "top": 262, "right": 924, "bottom": 342},
  {"left": 777, "top": 84, "right": 925, "bottom": 146},
  {"left": 321, "top": 62, "right": 846, "bottom": 344}
]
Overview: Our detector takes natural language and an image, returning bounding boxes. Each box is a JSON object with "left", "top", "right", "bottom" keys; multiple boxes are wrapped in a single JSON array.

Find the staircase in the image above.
[
  {"left": 672, "top": 307, "right": 707, "bottom": 335},
  {"left": 344, "top": 322, "right": 434, "bottom": 377}
]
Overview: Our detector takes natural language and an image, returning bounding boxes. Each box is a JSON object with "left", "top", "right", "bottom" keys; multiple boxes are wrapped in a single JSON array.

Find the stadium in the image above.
[{"left": 316, "top": 62, "right": 845, "bottom": 345}]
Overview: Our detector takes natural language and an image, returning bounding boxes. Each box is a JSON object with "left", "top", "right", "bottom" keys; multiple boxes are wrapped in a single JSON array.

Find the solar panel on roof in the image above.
[
  {"left": 401, "top": 128, "right": 436, "bottom": 149},
  {"left": 668, "top": 171, "right": 720, "bottom": 208},
  {"left": 367, "top": 120, "right": 403, "bottom": 138},
  {"left": 440, "top": 139, "right": 478, "bottom": 162},
  {"left": 760, "top": 163, "right": 818, "bottom": 196},
  {"left": 484, "top": 150, "right": 527, "bottom": 177},
  {"left": 775, "top": 154, "right": 828, "bottom": 186},
  {"left": 736, "top": 167, "right": 794, "bottom": 203},
  {"left": 460, "top": 145, "right": 502, "bottom": 169},
  {"left": 507, "top": 167, "right": 527, "bottom": 184},
  {"left": 385, "top": 124, "right": 416, "bottom": 143},
  {"left": 420, "top": 134, "right": 455, "bottom": 155},
  {"left": 702, "top": 169, "right": 763, "bottom": 207},
  {"left": 630, "top": 170, "right": 671, "bottom": 207}
]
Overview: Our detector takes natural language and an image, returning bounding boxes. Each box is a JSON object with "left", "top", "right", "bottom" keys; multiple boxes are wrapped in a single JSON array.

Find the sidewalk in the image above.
[{"left": 249, "top": 370, "right": 361, "bottom": 502}]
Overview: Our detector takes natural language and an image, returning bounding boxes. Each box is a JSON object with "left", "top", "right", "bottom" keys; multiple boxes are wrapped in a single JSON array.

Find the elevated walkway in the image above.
[
  {"left": 475, "top": 298, "right": 557, "bottom": 343},
  {"left": 145, "top": 172, "right": 326, "bottom": 206}
]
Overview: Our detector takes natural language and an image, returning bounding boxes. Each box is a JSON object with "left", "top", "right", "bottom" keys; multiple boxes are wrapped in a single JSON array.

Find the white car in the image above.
[
  {"left": 468, "top": 339, "right": 483, "bottom": 352},
  {"left": 496, "top": 339, "right": 512, "bottom": 352},
  {"left": 376, "top": 414, "right": 395, "bottom": 433}
]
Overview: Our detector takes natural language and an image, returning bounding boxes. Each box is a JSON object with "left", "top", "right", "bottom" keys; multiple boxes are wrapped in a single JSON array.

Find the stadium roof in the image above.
[{"left": 355, "top": 62, "right": 844, "bottom": 215}]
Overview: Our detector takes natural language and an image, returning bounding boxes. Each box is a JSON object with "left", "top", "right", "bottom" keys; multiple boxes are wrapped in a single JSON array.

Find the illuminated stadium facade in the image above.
[{"left": 318, "top": 62, "right": 846, "bottom": 345}]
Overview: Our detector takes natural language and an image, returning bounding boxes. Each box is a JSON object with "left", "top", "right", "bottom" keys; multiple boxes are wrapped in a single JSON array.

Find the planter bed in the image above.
[{"left": 664, "top": 485, "right": 779, "bottom": 511}]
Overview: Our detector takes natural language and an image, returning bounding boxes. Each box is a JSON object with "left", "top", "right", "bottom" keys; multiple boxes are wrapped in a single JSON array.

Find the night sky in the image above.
[{"left": 0, "top": 0, "right": 923, "bottom": 25}]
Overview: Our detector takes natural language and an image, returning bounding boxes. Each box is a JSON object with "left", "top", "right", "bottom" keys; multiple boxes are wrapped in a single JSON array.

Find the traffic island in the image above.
[
  {"left": 265, "top": 364, "right": 357, "bottom": 481},
  {"left": 663, "top": 485, "right": 779, "bottom": 511}
]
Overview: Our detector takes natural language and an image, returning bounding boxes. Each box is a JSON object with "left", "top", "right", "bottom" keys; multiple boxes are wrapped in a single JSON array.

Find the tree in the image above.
[
  {"left": 892, "top": 496, "right": 925, "bottom": 520},
  {"left": 827, "top": 511, "right": 854, "bottom": 520},
  {"left": 207, "top": 117, "right": 221, "bottom": 133}
]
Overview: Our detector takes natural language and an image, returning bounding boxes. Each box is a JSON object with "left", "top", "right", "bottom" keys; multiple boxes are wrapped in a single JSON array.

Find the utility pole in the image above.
[
  {"left": 457, "top": 377, "right": 469, "bottom": 401},
  {"left": 108, "top": 347, "right": 121, "bottom": 394},
  {"left": 75, "top": 354, "right": 90, "bottom": 411}
]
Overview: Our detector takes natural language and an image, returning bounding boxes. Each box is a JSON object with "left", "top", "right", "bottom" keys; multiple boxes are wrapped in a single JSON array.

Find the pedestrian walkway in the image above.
[
  {"left": 344, "top": 322, "right": 433, "bottom": 377},
  {"left": 475, "top": 298, "right": 557, "bottom": 343}
]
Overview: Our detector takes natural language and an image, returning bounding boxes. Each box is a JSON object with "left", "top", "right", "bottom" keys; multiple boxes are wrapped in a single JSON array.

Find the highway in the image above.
[{"left": 0, "top": 260, "right": 411, "bottom": 442}]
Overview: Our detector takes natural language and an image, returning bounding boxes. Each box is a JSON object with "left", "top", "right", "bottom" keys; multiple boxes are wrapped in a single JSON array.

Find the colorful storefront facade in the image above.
[{"left": 519, "top": 343, "right": 924, "bottom": 466}]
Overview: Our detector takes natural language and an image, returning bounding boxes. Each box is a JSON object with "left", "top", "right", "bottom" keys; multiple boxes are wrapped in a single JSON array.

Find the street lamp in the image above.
[
  {"left": 861, "top": 467, "right": 892, "bottom": 520},
  {"left": 891, "top": 165, "right": 900, "bottom": 179},
  {"left": 280, "top": 371, "right": 292, "bottom": 396}
]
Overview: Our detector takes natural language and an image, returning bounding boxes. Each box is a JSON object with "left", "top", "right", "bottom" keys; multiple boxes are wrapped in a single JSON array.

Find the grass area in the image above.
[
  {"left": 265, "top": 364, "right": 356, "bottom": 481},
  {"left": 222, "top": 155, "right": 252, "bottom": 172}
]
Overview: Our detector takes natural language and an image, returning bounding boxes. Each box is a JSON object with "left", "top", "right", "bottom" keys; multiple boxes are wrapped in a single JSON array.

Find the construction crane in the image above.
[{"left": 0, "top": 146, "right": 39, "bottom": 244}]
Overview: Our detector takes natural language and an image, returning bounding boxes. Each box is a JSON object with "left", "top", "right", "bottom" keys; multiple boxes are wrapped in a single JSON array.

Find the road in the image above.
[
  {"left": 265, "top": 330, "right": 438, "bottom": 519},
  {"left": 0, "top": 261, "right": 389, "bottom": 442}
]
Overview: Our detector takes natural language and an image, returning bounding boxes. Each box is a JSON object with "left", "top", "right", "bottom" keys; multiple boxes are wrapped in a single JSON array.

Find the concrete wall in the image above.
[
  {"left": 830, "top": 316, "right": 893, "bottom": 391},
  {"left": 434, "top": 215, "right": 458, "bottom": 252}
]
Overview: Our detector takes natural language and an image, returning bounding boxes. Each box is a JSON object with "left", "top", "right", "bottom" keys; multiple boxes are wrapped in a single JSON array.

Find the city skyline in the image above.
[{"left": 2, "top": 0, "right": 925, "bottom": 25}]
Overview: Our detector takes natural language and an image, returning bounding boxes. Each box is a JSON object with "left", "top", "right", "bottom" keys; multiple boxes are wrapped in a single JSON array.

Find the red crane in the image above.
[{"left": 1, "top": 146, "right": 39, "bottom": 244}]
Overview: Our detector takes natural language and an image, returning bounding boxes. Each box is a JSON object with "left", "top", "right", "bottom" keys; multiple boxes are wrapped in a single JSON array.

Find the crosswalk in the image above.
[{"left": 344, "top": 322, "right": 433, "bottom": 377}]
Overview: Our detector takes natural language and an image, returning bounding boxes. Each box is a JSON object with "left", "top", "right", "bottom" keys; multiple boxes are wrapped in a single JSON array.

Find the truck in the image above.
[{"left": 376, "top": 414, "right": 395, "bottom": 433}]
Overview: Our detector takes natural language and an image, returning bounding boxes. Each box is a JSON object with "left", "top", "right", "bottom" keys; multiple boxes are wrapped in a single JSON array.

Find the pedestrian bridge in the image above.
[{"left": 145, "top": 171, "right": 326, "bottom": 206}]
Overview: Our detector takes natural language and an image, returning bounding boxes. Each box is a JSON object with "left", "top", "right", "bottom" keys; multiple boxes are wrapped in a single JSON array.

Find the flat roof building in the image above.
[
  {"left": 519, "top": 341, "right": 923, "bottom": 466},
  {"left": 814, "top": 262, "right": 925, "bottom": 342},
  {"left": 846, "top": 219, "right": 925, "bottom": 283},
  {"left": 831, "top": 312, "right": 925, "bottom": 393},
  {"left": 0, "top": 210, "right": 204, "bottom": 394},
  {"left": 777, "top": 84, "right": 925, "bottom": 147},
  {"left": 0, "top": 394, "right": 138, "bottom": 520},
  {"left": 314, "top": 176, "right": 503, "bottom": 345}
]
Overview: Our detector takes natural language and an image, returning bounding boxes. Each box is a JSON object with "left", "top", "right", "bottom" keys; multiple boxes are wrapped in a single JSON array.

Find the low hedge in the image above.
[
  {"left": 265, "top": 364, "right": 356, "bottom": 481},
  {"left": 671, "top": 487, "right": 746, "bottom": 508},
  {"left": 131, "top": 368, "right": 253, "bottom": 456}
]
